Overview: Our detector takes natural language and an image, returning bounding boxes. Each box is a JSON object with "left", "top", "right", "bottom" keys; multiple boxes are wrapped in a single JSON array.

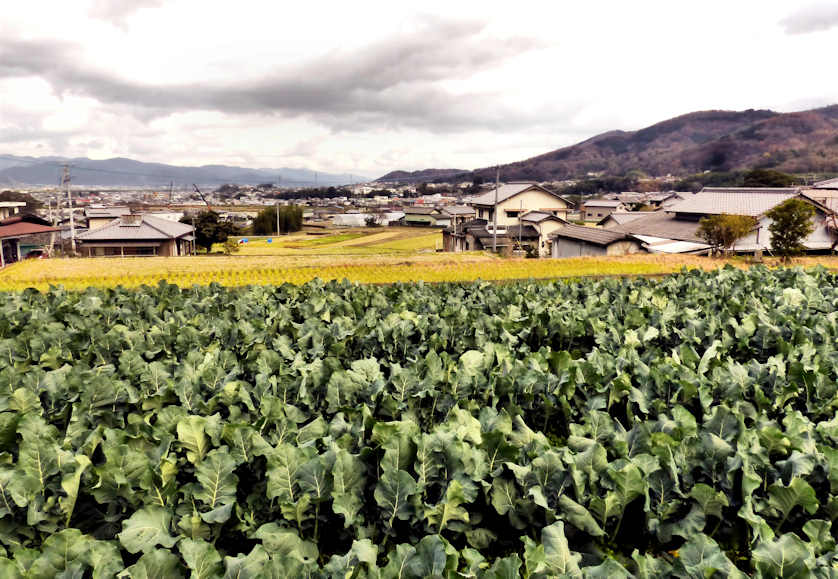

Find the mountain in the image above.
[
  {"left": 0, "top": 156, "right": 368, "bottom": 187},
  {"left": 383, "top": 105, "right": 838, "bottom": 183},
  {"left": 377, "top": 168, "right": 470, "bottom": 184}
]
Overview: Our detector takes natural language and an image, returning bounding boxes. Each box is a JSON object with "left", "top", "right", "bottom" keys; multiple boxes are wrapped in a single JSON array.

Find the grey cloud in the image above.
[
  {"left": 780, "top": 3, "right": 838, "bottom": 34},
  {"left": 0, "top": 18, "right": 551, "bottom": 132},
  {"left": 89, "top": 0, "right": 165, "bottom": 24}
]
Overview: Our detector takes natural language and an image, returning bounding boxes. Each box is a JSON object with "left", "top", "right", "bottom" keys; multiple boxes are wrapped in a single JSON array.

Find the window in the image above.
[{"left": 506, "top": 210, "right": 520, "bottom": 218}]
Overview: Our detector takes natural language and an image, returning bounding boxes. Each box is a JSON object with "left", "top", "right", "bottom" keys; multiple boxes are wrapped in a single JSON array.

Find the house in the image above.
[
  {"left": 582, "top": 199, "right": 625, "bottom": 222},
  {"left": 519, "top": 211, "right": 569, "bottom": 257},
  {"left": 0, "top": 214, "right": 58, "bottom": 267},
  {"left": 444, "top": 182, "right": 574, "bottom": 255},
  {"left": 0, "top": 202, "right": 27, "bottom": 221},
  {"left": 610, "top": 187, "right": 837, "bottom": 254},
  {"left": 469, "top": 182, "right": 574, "bottom": 224},
  {"left": 85, "top": 206, "right": 131, "bottom": 230},
  {"left": 550, "top": 224, "right": 644, "bottom": 257},
  {"left": 401, "top": 206, "right": 450, "bottom": 227},
  {"left": 76, "top": 214, "right": 195, "bottom": 257},
  {"left": 597, "top": 212, "right": 649, "bottom": 228}
]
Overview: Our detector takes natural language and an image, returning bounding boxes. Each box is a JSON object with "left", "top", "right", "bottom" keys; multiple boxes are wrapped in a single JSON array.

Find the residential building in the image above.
[
  {"left": 469, "top": 182, "right": 574, "bottom": 224},
  {"left": 85, "top": 206, "right": 131, "bottom": 230},
  {"left": 401, "top": 206, "right": 450, "bottom": 227},
  {"left": 77, "top": 214, "right": 195, "bottom": 257},
  {"left": 0, "top": 201, "right": 27, "bottom": 220},
  {"left": 444, "top": 182, "right": 574, "bottom": 255},
  {"left": 582, "top": 199, "right": 625, "bottom": 222},
  {"left": 609, "top": 187, "right": 837, "bottom": 254},
  {"left": 0, "top": 214, "right": 58, "bottom": 267},
  {"left": 550, "top": 224, "right": 644, "bottom": 258}
]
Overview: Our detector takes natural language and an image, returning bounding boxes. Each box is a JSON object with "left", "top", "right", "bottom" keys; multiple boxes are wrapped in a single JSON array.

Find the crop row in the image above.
[{"left": 0, "top": 267, "right": 837, "bottom": 576}]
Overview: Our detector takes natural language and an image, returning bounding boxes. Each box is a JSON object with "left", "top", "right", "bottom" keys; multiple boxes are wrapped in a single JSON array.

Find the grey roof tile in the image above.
[
  {"left": 78, "top": 214, "right": 193, "bottom": 241},
  {"left": 550, "top": 224, "right": 630, "bottom": 245}
]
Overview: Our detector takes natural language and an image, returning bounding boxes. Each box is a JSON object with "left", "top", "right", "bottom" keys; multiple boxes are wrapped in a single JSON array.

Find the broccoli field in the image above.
[{"left": 2, "top": 267, "right": 838, "bottom": 577}]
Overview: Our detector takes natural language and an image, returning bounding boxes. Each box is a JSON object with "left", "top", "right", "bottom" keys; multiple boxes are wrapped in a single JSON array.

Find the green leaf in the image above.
[
  {"left": 60, "top": 455, "right": 91, "bottom": 526},
  {"left": 803, "top": 520, "right": 836, "bottom": 555},
  {"left": 180, "top": 538, "right": 222, "bottom": 579},
  {"left": 524, "top": 521, "right": 582, "bottom": 577},
  {"left": 557, "top": 495, "right": 605, "bottom": 537},
  {"left": 28, "top": 529, "right": 89, "bottom": 577},
  {"left": 119, "top": 506, "right": 179, "bottom": 554},
  {"left": 425, "top": 479, "right": 470, "bottom": 532},
  {"left": 407, "top": 534, "right": 458, "bottom": 578},
  {"left": 118, "top": 549, "right": 185, "bottom": 579},
  {"left": 223, "top": 545, "right": 269, "bottom": 579},
  {"left": 374, "top": 469, "right": 416, "bottom": 531},
  {"left": 767, "top": 478, "right": 819, "bottom": 525},
  {"left": 689, "top": 483, "right": 729, "bottom": 520},
  {"left": 673, "top": 533, "right": 744, "bottom": 578},
  {"left": 331, "top": 449, "right": 365, "bottom": 527},
  {"left": 253, "top": 524, "right": 318, "bottom": 564},
  {"left": 752, "top": 533, "right": 815, "bottom": 579},
  {"left": 194, "top": 448, "right": 238, "bottom": 523},
  {"left": 177, "top": 416, "right": 210, "bottom": 464}
]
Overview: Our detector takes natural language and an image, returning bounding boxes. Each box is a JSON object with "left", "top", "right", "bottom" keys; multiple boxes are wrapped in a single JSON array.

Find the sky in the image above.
[{"left": 1, "top": 1, "right": 837, "bottom": 178}]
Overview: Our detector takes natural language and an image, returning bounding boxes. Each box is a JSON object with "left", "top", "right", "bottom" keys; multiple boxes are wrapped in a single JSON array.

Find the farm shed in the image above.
[{"left": 550, "top": 224, "right": 644, "bottom": 257}]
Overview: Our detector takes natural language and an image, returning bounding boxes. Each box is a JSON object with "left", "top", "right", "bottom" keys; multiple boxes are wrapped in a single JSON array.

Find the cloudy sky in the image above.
[{"left": 1, "top": 1, "right": 837, "bottom": 178}]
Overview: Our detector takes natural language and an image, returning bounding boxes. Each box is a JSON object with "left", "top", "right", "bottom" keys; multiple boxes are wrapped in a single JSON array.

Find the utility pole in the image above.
[
  {"left": 492, "top": 166, "right": 499, "bottom": 252},
  {"left": 63, "top": 165, "right": 76, "bottom": 254},
  {"left": 276, "top": 200, "right": 280, "bottom": 235}
]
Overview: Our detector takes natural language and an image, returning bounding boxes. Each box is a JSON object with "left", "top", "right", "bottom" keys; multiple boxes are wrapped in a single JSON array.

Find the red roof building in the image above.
[{"left": 0, "top": 215, "right": 58, "bottom": 267}]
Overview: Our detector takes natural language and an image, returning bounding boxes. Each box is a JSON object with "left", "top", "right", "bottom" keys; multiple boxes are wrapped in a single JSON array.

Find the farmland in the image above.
[{"left": 2, "top": 267, "right": 838, "bottom": 575}]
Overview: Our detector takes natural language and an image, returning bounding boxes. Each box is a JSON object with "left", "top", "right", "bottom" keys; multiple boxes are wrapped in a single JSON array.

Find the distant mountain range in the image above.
[
  {"left": 0, "top": 156, "right": 368, "bottom": 187},
  {"left": 378, "top": 105, "right": 838, "bottom": 183}
]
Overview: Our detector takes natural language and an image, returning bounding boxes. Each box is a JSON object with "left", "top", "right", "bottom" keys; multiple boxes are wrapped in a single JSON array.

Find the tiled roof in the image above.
[
  {"left": 583, "top": 199, "right": 624, "bottom": 208},
  {"left": 670, "top": 188, "right": 800, "bottom": 216},
  {"left": 469, "top": 182, "right": 573, "bottom": 207},
  {"left": 600, "top": 212, "right": 648, "bottom": 226},
  {"left": 403, "top": 206, "right": 441, "bottom": 215},
  {"left": 550, "top": 224, "right": 629, "bottom": 245},
  {"left": 520, "top": 211, "right": 564, "bottom": 223},
  {"left": 441, "top": 205, "right": 475, "bottom": 216},
  {"left": 611, "top": 212, "right": 703, "bottom": 243},
  {"left": 0, "top": 214, "right": 58, "bottom": 239},
  {"left": 814, "top": 177, "right": 838, "bottom": 189},
  {"left": 84, "top": 206, "right": 130, "bottom": 218},
  {"left": 78, "top": 214, "right": 193, "bottom": 241}
]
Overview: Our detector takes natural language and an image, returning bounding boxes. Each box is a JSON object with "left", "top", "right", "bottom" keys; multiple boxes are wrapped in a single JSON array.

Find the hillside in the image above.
[
  {"left": 0, "top": 155, "right": 368, "bottom": 187},
  {"left": 383, "top": 105, "right": 838, "bottom": 182},
  {"left": 377, "top": 168, "right": 469, "bottom": 183}
]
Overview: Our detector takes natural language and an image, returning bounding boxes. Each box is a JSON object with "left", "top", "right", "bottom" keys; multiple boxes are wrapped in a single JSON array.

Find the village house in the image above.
[
  {"left": 443, "top": 182, "right": 574, "bottom": 255},
  {"left": 76, "top": 214, "right": 195, "bottom": 257},
  {"left": 0, "top": 214, "right": 58, "bottom": 267},
  {"left": 606, "top": 187, "right": 837, "bottom": 254},
  {"left": 85, "top": 206, "right": 131, "bottom": 230},
  {"left": 582, "top": 199, "right": 626, "bottom": 222},
  {"left": 550, "top": 224, "right": 644, "bottom": 257},
  {"left": 0, "top": 201, "right": 27, "bottom": 221},
  {"left": 401, "top": 206, "right": 451, "bottom": 227}
]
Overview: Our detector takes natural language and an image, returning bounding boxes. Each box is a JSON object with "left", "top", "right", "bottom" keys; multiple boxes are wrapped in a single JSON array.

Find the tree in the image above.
[
  {"left": 765, "top": 198, "right": 815, "bottom": 260},
  {"left": 222, "top": 238, "right": 240, "bottom": 255},
  {"left": 251, "top": 205, "right": 303, "bottom": 235},
  {"left": 743, "top": 169, "right": 796, "bottom": 188},
  {"left": 180, "top": 211, "right": 237, "bottom": 253},
  {"left": 697, "top": 214, "right": 757, "bottom": 256}
]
